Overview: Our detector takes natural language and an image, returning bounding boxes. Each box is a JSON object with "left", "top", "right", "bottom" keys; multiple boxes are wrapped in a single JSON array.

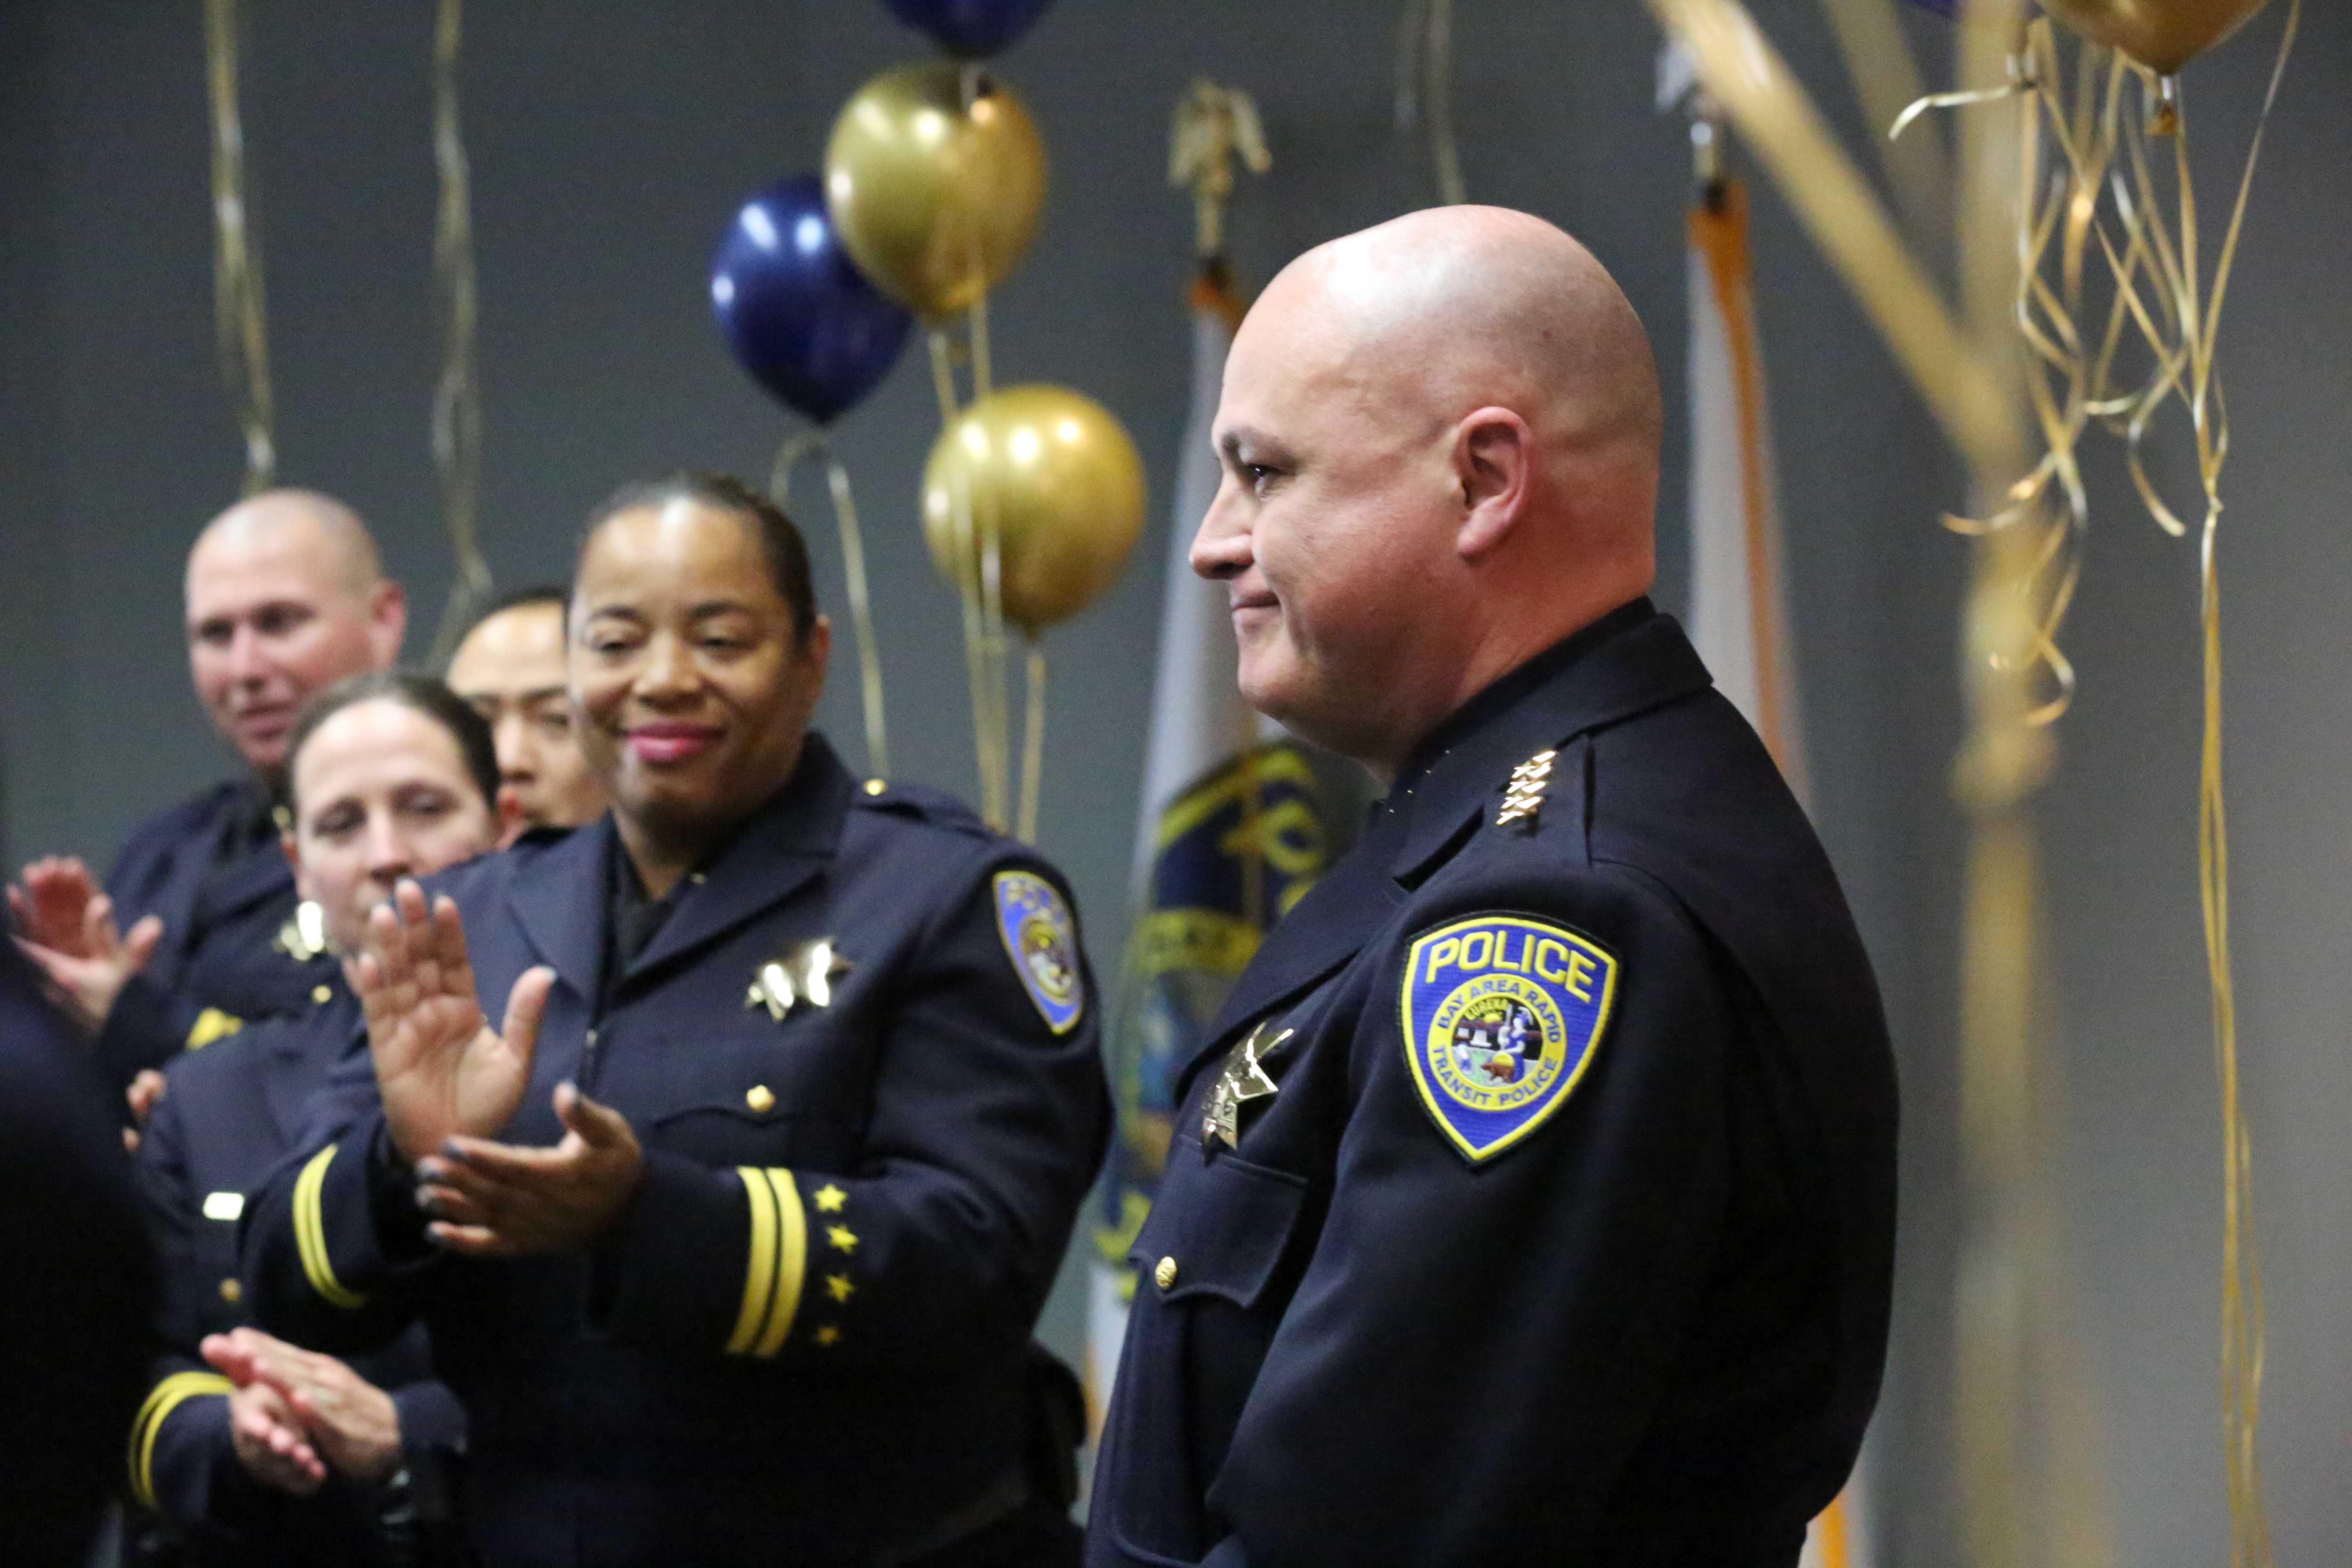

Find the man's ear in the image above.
[
  {"left": 368, "top": 581, "right": 408, "bottom": 668},
  {"left": 1453, "top": 406, "right": 1534, "bottom": 563}
]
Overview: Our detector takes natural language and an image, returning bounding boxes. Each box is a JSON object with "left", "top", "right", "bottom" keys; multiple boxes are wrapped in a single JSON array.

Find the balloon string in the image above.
[
  {"left": 1394, "top": 0, "right": 1466, "bottom": 203},
  {"left": 771, "top": 432, "right": 889, "bottom": 778},
  {"left": 1017, "top": 642, "right": 1046, "bottom": 844},
  {"left": 926, "top": 324, "right": 1007, "bottom": 828},
  {"left": 425, "top": 0, "right": 490, "bottom": 667},
  {"left": 203, "top": 0, "right": 274, "bottom": 494}
]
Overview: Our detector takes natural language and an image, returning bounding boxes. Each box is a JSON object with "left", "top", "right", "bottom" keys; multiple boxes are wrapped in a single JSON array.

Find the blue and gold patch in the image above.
[
  {"left": 1399, "top": 914, "right": 1617, "bottom": 1162},
  {"left": 993, "top": 870, "right": 1084, "bottom": 1035}
]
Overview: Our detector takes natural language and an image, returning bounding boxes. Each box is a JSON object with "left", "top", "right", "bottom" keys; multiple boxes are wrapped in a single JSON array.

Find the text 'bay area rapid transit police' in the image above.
[
  {"left": 1085, "top": 207, "right": 1897, "bottom": 1566},
  {"left": 238, "top": 475, "right": 1108, "bottom": 1568}
]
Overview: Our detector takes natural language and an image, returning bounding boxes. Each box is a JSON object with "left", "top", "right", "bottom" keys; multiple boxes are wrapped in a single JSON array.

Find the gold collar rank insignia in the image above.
[
  {"left": 1202, "top": 1019, "right": 1294, "bottom": 1154},
  {"left": 746, "top": 938, "right": 851, "bottom": 1021},
  {"left": 1496, "top": 748, "right": 1557, "bottom": 829},
  {"left": 276, "top": 900, "right": 329, "bottom": 963}
]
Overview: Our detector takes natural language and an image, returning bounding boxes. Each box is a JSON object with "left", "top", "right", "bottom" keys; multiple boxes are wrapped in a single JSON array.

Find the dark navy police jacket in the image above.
[
  {"left": 1087, "top": 602, "right": 1898, "bottom": 1568},
  {"left": 130, "top": 980, "right": 466, "bottom": 1567},
  {"left": 241, "top": 735, "right": 1110, "bottom": 1568},
  {"left": 102, "top": 778, "right": 337, "bottom": 1091}
]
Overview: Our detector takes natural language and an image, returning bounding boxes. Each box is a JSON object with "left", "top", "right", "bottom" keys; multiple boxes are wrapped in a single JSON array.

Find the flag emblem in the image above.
[
  {"left": 1400, "top": 914, "right": 1617, "bottom": 1162},
  {"left": 994, "top": 870, "right": 1084, "bottom": 1034}
]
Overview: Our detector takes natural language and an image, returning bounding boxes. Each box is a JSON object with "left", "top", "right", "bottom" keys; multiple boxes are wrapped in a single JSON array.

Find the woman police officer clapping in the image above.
[{"left": 240, "top": 474, "right": 1108, "bottom": 1568}]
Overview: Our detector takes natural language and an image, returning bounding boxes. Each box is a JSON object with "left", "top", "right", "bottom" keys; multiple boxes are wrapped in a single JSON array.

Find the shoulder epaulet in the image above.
[
  {"left": 848, "top": 778, "right": 993, "bottom": 840},
  {"left": 1495, "top": 748, "right": 1559, "bottom": 829}
]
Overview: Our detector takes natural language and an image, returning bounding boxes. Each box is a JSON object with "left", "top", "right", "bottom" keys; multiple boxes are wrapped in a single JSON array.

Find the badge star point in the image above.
[
  {"left": 1202, "top": 1021, "right": 1295, "bottom": 1152},
  {"left": 825, "top": 1273, "right": 855, "bottom": 1303},
  {"left": 826, "top": 1224, "right": 859, "bottom": 1254},
  {"left": 813, "top": 1183, "right": 847, "bottom": 1213}
]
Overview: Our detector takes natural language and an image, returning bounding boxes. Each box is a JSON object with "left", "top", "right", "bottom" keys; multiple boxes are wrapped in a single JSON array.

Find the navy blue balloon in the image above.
[
  {"left": 883, "top": 0, "right": 1056, "bottom": 57},
  {"left": 711, "top": 176, "right": 913, "bottom": 425}
]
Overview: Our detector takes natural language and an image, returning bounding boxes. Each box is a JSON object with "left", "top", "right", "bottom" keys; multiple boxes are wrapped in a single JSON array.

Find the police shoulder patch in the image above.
[
  {"left": 992, "top": 870, "right": 1084, "bottom": 1035},
  {"left": 1399, "top": 913, "right": 1618, "bottom": 1163}
]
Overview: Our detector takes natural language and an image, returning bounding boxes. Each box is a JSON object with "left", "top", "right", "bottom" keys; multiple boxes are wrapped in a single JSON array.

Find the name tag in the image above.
[{"left": 202, "top": 1191, "right": 244, "bottom": 1222}]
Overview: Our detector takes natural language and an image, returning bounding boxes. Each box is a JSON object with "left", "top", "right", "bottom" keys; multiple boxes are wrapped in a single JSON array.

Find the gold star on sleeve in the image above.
[
  {"left": 813, "top": 1184, "right": 847, "bottom": 1213},
  {"left": 826, "top": 1224, "right": 859, "bottom": 1254},
  {"left": 814, "top": 1325, "right": 841, "bottom": 1348},
  {"left": 825, "top": 1273, "right": 855, "bottom": 1303}
]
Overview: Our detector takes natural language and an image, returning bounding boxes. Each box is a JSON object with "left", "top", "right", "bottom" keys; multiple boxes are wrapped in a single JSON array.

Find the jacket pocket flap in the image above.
[{"left": 1127, "top": 1146, "right": 1308, "bottom": 1311}]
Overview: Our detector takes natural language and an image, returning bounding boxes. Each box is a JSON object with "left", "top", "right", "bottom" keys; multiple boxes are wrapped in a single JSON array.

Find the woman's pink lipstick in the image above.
[{"left": 626, "top": 722, "right": 721, "bottom": 765}]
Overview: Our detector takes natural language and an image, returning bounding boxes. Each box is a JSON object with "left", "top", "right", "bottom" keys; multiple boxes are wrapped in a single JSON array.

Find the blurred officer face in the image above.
[
  {"left": 186, "top": 493, "right": 406, "bottom": 778},
  {"left": 286, "top": 697, "right": 498, "bottom": 955},
  {"left": 448, "top": 600, "right": 607, "bottom": 844},
  {"left": 571, "top": 498, "right": 830, "bottom": 857}
]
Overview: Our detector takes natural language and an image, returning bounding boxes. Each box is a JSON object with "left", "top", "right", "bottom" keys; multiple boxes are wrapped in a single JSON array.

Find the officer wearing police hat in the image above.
[
  {"left": 1086, "top": 209, "right": 1897, "bottom": 1567},
  {"left": 242, "top": 473, "right": 1106, "bottom": 1568}
]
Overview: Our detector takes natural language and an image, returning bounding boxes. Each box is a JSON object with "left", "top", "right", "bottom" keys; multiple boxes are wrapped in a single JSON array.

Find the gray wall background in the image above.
[{"left": 1, "top": 2, "right": 2344, "bottom": 1561}]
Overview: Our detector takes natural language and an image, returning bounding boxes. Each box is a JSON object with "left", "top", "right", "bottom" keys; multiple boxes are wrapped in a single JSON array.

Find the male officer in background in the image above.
[
  {"left": 10, "top": 490, "right": 404, "bottom": 1093},
  {"left": 445, "top": 585, "right": 607, "bottom": 844},
  {"left": 1086, "top": 208, "right": 1897, "bottom": 1567}
]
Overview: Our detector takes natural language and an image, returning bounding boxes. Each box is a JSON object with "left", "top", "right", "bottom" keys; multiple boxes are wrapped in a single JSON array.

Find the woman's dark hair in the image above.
[
  {"left": 575, "top": 471, "right": 818, "bottom": 643},
  {"left": 285, "top": 671, "right": 502, "bottom": 819}
]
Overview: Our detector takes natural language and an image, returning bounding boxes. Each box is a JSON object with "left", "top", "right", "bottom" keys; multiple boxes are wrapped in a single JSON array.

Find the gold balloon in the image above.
[
  {"left": 825, "top": 62, "right": 1048, "bottom": 319},
  {"left": 2039, "top": 0, "right": 2271, "bottom": 75},
  {"left": 922, "top": 386, "right": 1146, "bottom": 634}
]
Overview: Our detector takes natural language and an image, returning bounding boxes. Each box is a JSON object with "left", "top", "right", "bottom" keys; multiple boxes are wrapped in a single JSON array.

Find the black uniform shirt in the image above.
[{"left": 1086, "top": 602, "right": 1899, "bottom": 1568}]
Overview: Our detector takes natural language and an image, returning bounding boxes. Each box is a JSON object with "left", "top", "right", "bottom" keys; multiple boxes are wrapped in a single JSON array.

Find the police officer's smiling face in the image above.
[
  {"left": 1193, "top": 273, "right": 1467, "bottom": 771},
  {"left": 287, "top": 698, "right": 499, "bottom": 954},
  {"left": 570, "top": 500, "right": 831, "bottom": 849}
]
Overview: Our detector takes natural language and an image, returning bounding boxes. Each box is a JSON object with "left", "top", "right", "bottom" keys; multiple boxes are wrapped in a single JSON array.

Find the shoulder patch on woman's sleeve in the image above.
[
  {"left": 1398, "top": 912, "right": 1618, "bottom": 1162},
  {"left": 992, "top": 870, "right": 1085, "bottom": 1034}
]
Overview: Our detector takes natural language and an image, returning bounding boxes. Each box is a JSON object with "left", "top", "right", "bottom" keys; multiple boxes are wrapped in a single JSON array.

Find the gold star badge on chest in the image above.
[
  {"left": 1202, "top": 1019, "right": 1295, "bottom": 1154},
  {"left": 746, "top": 938, "right": 851, "bottom": 1021}
]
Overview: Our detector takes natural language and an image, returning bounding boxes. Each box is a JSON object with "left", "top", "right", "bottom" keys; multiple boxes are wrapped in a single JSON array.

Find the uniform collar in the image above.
[
  {"left": 1181, "top": 601, "right": 1710, "bottom": 1090},
  {"left": 509, "top": 733, "right": 857, "bottom": 1005},
  {"left": 1382, "top": 599, "right": 1709, "bottom": 883},
  {"left": 626, "top": 732, "right": 853, "bottom": 981}
]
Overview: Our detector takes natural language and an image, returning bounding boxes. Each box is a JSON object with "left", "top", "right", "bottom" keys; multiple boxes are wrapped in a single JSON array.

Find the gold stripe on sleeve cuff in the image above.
[
  {"left": 751, "top": 1168, "right": 808, "bottom": 1358},
  {"left": 127, "top": 1371, "right": 233, "bottom": 1511},
  {"left": 293, "top": 1144, "right": 367, "bottom": 1309},
  {"left": 726, "top": 1166, "right": 780, "bottom": 1355}
]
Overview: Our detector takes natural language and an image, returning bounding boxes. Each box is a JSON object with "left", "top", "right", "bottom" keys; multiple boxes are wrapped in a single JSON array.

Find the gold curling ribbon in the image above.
[
  {"left": 203, "top": 0, "right": 274, "bottom": 494},
  {"left": 1909, "top": 8, "right": 2301, "bottom": 1560},
  {"left": 773, "top": 432, "right": 889, "bottom": 778},
  {"left": 426, "top": 0, "right": 491, "bottom": 667}
]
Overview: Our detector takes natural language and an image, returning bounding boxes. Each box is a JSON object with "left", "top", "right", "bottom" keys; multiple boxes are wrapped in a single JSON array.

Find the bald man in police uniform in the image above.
[
  {"left": 11, "top": 491, "right": 404, "bottom": 1094},
  {"left": 1085, "top": 209, "right": 1897, "bottom": 1567}
]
